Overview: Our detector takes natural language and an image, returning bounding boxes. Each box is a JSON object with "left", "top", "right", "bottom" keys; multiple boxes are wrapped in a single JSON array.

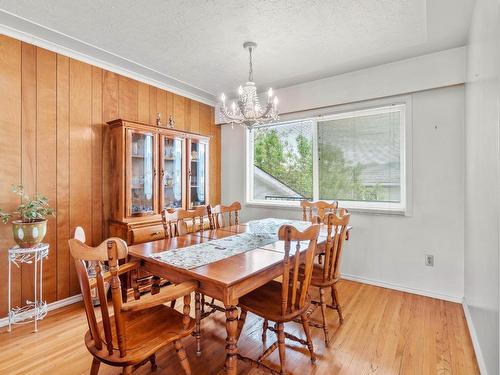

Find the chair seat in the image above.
[
  {"left": 86, "top": 304, "right": 195, "bottom": 365},
  {"left": 239, "top": 280, "right": 310, "bottom": 322},
  {"left": 298, "top": 263, "right": 339, "bottom": 288}
]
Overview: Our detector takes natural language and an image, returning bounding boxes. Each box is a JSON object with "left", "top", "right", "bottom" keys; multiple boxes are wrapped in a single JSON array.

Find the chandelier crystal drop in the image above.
[{"left": 219, "top": 42, "right": 279, "bottom": 131}]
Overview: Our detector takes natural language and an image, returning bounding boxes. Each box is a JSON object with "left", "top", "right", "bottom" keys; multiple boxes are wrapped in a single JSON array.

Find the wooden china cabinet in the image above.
[{"left": 106, "top": 119, "right": 210, "bottom": 245}]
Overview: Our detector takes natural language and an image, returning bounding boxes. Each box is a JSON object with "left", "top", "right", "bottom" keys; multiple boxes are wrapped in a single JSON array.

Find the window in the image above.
[
  {"left": 251, "top": 120, "right": 314, "bottom": 202},
  {"left": 246, "top": 101, "right": 409, "bottom": 213}
]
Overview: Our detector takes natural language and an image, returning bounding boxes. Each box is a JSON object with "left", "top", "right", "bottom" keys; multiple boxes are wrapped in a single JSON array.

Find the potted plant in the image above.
[{"left": 0, "top": 185, "right": 56, "bottom": 248}]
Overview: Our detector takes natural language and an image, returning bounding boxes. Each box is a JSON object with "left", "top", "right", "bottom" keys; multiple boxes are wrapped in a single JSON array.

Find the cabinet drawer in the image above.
[{"left": 130, "top": 225, "right": 165, "bottom": 244}]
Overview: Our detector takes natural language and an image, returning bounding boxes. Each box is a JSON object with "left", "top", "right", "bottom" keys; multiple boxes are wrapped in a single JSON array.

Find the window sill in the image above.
[{"left": 245, "top": 201, "right": 408, "bottom": 216}]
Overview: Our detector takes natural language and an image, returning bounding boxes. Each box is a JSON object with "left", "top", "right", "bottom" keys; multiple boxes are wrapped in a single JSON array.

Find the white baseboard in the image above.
[
  {"left": 341, "top": 273, "right": 464, "bottom": 303},
  {"left": 462, "top": 300, "right": 488, "bottom": 375},
  {"left": 0, "top": 294, "right": 82, "bottom": 328}
]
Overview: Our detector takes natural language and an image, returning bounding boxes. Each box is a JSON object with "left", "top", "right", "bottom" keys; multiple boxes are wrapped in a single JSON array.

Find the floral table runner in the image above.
[
  {"left": 150, "top": 232, "right": 277, "bottom": 269},
  {"left": 245, "top": 218, "right": 313, "bottom": 235},
  {"left": 150, "top": 218, "right": 315, "bottom": 270}
]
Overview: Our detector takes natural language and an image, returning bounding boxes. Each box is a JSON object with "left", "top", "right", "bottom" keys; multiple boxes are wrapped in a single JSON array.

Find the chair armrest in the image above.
[
  {"left": 117, "top": 260, "right": 141, "bottom": 276},
  {"left": 121, "top": 280, "right": 198, "bottom": 313},
  {"left": 88, "top": 260, "right": 141, "bottom": 289}
]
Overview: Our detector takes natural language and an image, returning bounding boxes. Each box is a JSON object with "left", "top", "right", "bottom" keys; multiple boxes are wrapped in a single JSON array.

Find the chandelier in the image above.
[{"left": 219, "top": 42, "right": 279, "bottom": 131}]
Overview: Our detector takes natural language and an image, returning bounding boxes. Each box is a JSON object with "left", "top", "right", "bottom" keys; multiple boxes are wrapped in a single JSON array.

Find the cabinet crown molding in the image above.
[{"left": 107, "top": 118, "right": 211, "bottom": 140}]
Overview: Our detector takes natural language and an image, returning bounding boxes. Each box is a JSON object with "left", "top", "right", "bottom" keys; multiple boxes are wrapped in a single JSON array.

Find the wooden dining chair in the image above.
[
  {"left": 201, "top": 202, "right": 242, "bottom": 320},
  {"left": 305, "top": 211, "right": 351, "bottom": 346},
  {"left": 160, "top": 207, "right": 208, "bottom": 299},
  {"left": 301, "top": 200, "right": 339, "bottom": 223},
  {"left": 161, "top": 206, "right": 209, "bottom": 356},
  {"left": 159, "top": 206, "right": 208, "bottom": 298},
  {"left": 301, "top": 200, "right": 346, "bottom": 266},
  {"left": 161, "top": 206, "right": 208, "bottom": 238},
  {"left": 207, "top": 201, "right": 241, "bottom": 229},
  {"left": 73, "top": 227, "right": 143, "bottom": 303},
  {"left": 236, "top": 224, "right": 320, "bottom": 375},
  {"left": 69, "top": 227, "right": 197, "bottom": 375}
]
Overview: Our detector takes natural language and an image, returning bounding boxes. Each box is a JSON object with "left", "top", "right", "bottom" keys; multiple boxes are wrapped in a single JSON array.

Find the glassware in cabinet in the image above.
[
  {"left": 188, "top": 140, "right": 207, "bottom": 208},
  {"left": 161, "top": 136, "right": 184, "bottom": 209},
  {"left": 128, "top": 130, "right": 156, "bottom": 216}
]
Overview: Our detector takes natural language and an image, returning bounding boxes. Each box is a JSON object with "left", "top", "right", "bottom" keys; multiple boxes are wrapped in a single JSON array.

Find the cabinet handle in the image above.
[{"left": 152, "top": 231, "right": 161, "bottom": 236}]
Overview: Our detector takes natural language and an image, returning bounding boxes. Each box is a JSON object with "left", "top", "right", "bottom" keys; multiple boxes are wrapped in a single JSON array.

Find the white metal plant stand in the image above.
[{"left": 8, "top": 243, "right": 49, "bottom": 332}]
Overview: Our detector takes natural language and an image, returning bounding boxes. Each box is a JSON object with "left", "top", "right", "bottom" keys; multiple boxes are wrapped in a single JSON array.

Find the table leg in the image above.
[
  {"left": 194, "top": 292, "right": 202, "bottom": 356},
  {"left": 224, "top": 305, "right": 239, "bottom": 375}
]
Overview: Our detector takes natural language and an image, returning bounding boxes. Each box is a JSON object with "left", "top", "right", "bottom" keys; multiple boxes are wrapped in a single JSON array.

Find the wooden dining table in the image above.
[{"left": 127, "top": 219, "right": 341, "bottom": 375}]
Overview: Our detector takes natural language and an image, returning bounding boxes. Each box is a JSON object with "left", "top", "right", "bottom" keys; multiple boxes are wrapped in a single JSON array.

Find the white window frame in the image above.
[{"left": 245, "top": 95, "right": 413, "bottom": 215}]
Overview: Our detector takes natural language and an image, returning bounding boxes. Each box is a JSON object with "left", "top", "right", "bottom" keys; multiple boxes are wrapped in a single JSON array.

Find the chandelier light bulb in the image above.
[
  {"left": 231, "top": 101, "right": 236, "bottom": 112},
  {"left": 238, "top": 86, "right": 243, "bottom": 95},
  {"left": 273, "top": 96, "right": 279, "bottom": 105},
  {"left": 268, "top": 88, "right": 273, "bottom": 98},
  {"left": 221, "top": 93, "right": 226, "bottom": 103}
]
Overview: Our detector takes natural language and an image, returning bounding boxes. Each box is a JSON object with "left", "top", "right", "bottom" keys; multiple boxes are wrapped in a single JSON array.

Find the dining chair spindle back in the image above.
[
  {"left": 236, "top": 224, "right": 320, "bottom": 374},
  {"left": 208, "top": 201, "right": 241, "bottom": 229},
  {"left": 69, "top": 227, "right": 197, "bottom": 375},
  {"left": 301, "top": 200, "right": 339, "bottom": 223}
]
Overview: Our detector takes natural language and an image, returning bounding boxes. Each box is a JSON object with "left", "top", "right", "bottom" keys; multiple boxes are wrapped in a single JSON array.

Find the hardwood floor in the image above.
[{"left": 0, "top": 280, "right": 479, "bottom": 375}]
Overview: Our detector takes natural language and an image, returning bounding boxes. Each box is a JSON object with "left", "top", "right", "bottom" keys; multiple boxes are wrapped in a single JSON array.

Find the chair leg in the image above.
[
  {"left": 236, "top": 309, "right": 247, "bottom": 341},
  {"left": 170, "top": 299, "right": 177, "bottom": 309},
  {"left": 130, "top": 268, "right": 140, "bottom": 300},
  {"left": 149, "top": 353, "right": 158, "bottom": 371},
  {"left": 120, "top": 274, "right": 129, "bottom": 303},
  {"left": 276, "top": 323, "right": 286, "bottom": 375},
  {"left": 319, "top": 287, "right": 330, "bottom": 347},
  {"left": 262, "top": 319, "right": 268, "bottom": 343},
  {"left": 332, "top": 284, "right": 344, "bottom": 323},
  {"left": 90, "top": 358, "right": 100, "bottom": 375},
  {"left": 174, "top": 340, "right": 192, "bottom": 375},
  {"left": 122, "top": 366, "right": 133, "bottom": 375},
  {"left": 151, "top": 276, "right": 161, "bottom": 295},
  {"left": 300, "top": 313, "right": 316, "bottom": 364},
  {"left": 194, "top": 292, "right": 202, "bottom": 356}
]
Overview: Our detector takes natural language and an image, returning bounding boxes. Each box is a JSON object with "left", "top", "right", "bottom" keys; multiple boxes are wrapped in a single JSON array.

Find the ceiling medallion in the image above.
[{"left": 219, "top": 42, "right": 279, "bottom": 131}]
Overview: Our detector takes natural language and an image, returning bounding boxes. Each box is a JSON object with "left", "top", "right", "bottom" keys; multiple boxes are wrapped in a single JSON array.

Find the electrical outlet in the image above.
[{"left": 425, "top": 255, "right": 434, "bottom": 267}]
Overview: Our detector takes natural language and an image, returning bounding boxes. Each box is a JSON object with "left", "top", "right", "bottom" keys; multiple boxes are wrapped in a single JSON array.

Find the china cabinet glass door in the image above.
[
  {"left": 128, "top": 130, "right": 156, "bottom": 216},
  {"left": 189, "top": 140, "right": 207, "bottom": 208},
  {"left": 161, "top": 136, "right": 184, "bottom": 209}
]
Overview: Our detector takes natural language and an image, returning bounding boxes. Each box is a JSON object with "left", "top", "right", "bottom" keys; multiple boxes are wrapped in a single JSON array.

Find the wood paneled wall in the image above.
[{"left": 0, "top": 35, "right": 220, "bottom": 316}]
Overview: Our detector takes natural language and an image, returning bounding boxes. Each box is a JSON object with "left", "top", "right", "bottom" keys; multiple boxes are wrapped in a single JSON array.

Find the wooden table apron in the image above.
[{"left": 127, "top": 224, "right": 328, "bottom": 375}]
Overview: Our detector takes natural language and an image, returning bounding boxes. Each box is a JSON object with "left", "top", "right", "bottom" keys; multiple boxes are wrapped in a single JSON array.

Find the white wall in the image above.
[
  {"left": 222, "top": 84, "right": 465, "bottom": 302},
  {"left": 216, "top": 47, "right": 465, "bottom": 123},
  {"left": 464, "top": 0, "right": 500, "bottom": 373}
]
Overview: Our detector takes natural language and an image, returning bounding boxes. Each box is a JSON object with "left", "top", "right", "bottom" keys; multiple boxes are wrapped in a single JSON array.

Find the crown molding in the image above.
[{"left": 0, "top": 9, "right": 217, "bottom": 106}]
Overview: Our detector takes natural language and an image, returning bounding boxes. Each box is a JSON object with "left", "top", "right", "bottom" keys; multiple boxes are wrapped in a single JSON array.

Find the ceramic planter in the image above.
[{"left": 12, "top": 219, "right": 47, "bottom": 248}]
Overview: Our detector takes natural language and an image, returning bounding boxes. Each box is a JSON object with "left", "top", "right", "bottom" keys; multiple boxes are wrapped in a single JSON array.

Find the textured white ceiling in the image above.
[{"left": 0, "top": 0, "right": 474, "bottom": 101}]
